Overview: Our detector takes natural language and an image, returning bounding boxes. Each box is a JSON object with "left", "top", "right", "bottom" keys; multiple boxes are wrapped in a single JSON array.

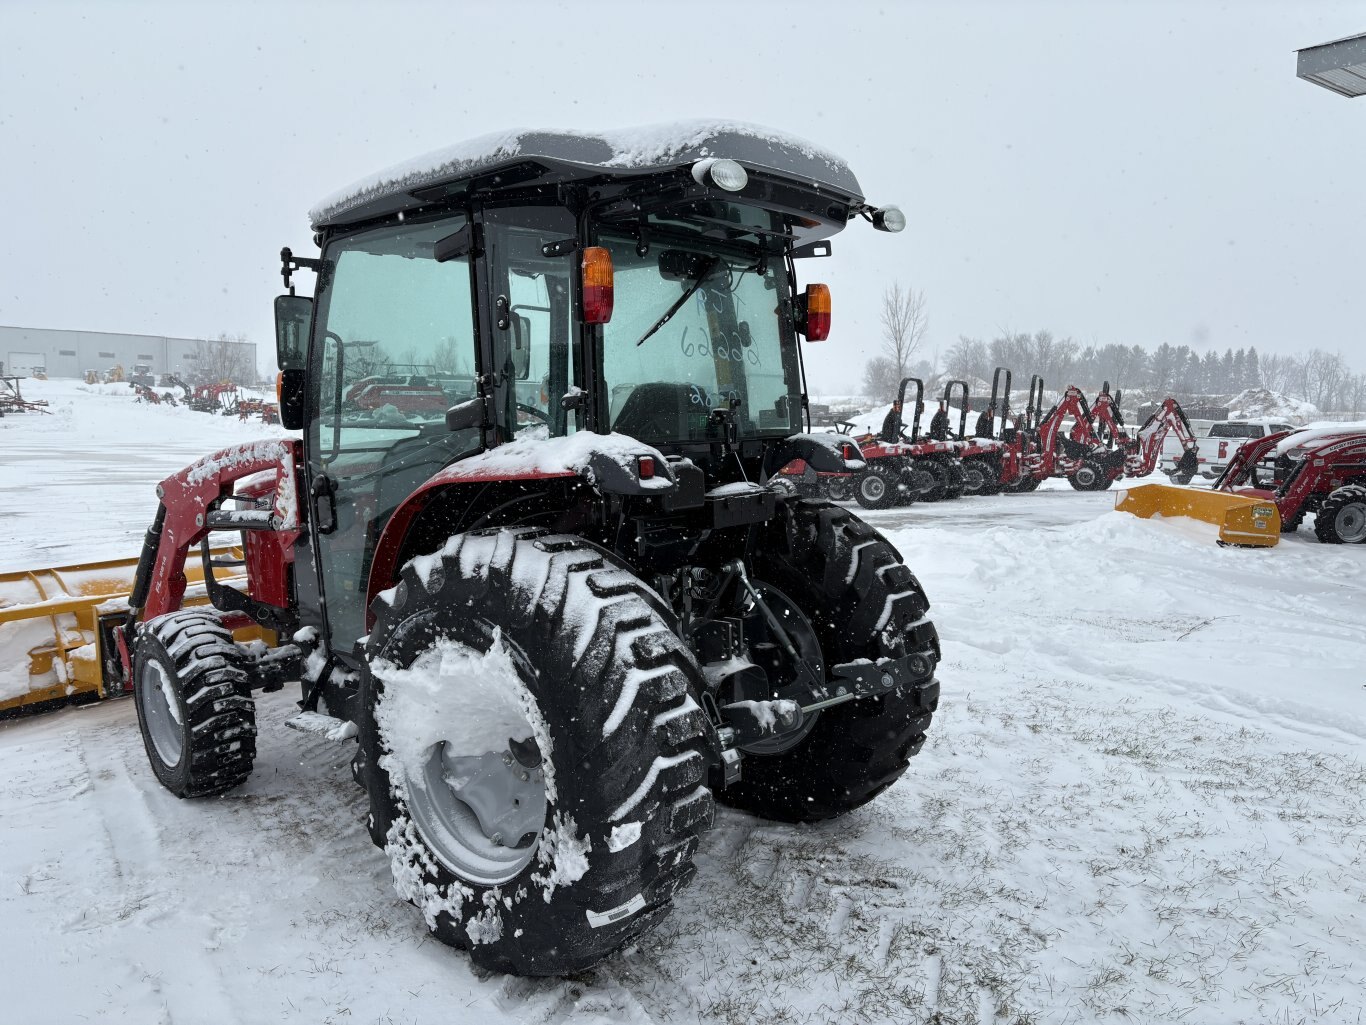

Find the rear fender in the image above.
[{"left": 365, "top": 434, "right": 673, "bottom": 624}]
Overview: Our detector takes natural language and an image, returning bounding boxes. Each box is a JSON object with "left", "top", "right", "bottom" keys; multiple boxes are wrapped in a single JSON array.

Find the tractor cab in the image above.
[{"left": 273, "top": 123, "right": 904, "bottom": 663}]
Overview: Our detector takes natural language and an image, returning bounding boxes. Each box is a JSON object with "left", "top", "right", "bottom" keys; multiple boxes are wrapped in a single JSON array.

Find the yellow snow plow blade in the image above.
[
  {"left": 1115, "top": 484, "right": 1281, "bottom": 548},
  {"left": 0, "top": 548, "right": 254, "bottom": 715}
]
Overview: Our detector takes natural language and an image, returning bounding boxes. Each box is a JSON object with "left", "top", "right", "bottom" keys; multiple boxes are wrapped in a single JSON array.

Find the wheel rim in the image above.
[
  {"left": 861, "top": 474, "right": 886, "bottom": 502},
  {"left": 1335, "top": 502, "right": 1366, "bottom": 543},
  {"left": 963, "top": 466, "right": 985, "bottom": 492},
  {"left": 137, "top": 659, "right": 183, "bottom": 768},
  {"left": 1076, "top": 467, "right": 1096, "bottom": 487},
  {"left": 391, "top": 637, "right": 548, "bottom": 886}
]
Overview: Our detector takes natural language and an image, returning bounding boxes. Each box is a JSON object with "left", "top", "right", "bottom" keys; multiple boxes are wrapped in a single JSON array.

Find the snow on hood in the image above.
[
  {"left": 310, "top": 119, "right": 854, "bottom": 226},
  {"left": 1272, "top": 424, "right": 1366, "bottom": 457}
]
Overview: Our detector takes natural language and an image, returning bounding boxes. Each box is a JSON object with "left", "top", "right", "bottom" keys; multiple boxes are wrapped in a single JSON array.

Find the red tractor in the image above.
[
  {"left": 117, "top": 125, "right": 941, "bottom": 976},
  {"left": 927, "top": 378, "right": 1013, "bottom": 497},
  {"left": 1213, "top": 426, "right": 1366, "bottom": 541},
  {"left": 844, "top": 376, "right": 956, "bottom": 508}
]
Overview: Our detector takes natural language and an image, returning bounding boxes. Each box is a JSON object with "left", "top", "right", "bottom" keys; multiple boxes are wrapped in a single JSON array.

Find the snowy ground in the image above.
[{"left": 1, "top": 379, "right": 1363, "bottom": 1024}]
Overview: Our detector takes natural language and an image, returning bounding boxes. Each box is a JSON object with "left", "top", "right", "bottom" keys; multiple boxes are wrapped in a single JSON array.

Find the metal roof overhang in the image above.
[{"left": 1297, "top": 31, "right": 1366, "bottom": 98}]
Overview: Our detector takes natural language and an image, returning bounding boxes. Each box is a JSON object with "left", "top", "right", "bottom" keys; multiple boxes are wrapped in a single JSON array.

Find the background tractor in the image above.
[{"left": 114, "top": 124, "right": 942, "bottom": 977}]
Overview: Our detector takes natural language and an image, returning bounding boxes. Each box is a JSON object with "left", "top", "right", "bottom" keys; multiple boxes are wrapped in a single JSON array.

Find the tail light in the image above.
[
  {"left": 636, "top": 455, "right": 655, "bottom": 479},
  {"left": 581, "top": 246, "right": 614, "bottom": 324},
  {"left": 1219, "top": 441, "right": 1228, "bottom": 458},
  {"left": 803, "top": 284, "right": 831, "bottom": 341},
  {"left": 841, "top": 443, "right": 859, "bottom": 461}
]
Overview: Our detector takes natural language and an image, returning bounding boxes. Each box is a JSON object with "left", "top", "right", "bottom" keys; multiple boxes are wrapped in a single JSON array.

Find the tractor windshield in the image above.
[{"left": 600, "top": 232, "right": 801, "bottom": 444}]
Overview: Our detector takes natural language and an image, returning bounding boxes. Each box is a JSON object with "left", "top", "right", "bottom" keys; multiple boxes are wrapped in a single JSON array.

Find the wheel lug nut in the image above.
[
  {"left": 519, "top": 770, "right": 530, "bottom": 781},
  {"left": 501, "top": 752, "right": 513, "bottom": 765},
  {"left": 491, "top": 832, "right": 503, "bottom": 846}
]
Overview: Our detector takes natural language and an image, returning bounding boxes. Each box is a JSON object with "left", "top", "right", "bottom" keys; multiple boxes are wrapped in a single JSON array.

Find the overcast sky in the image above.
[{"left": 2, "top": 1, "right": 1363, "bottom": 393}]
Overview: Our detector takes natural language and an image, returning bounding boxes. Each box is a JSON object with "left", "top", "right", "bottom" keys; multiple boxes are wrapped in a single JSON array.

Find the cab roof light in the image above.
[
  {"left": 691, "top": 158, "right": 749, "bottom": 192},
  {"left": 872, "top": 205, "right": 906, "bottom": 232},
  {"left": 581, "top": 246, "right": 614, "bottom": 324},
  {"left": 802, "top": 283, "right": 831, "bottom": 341}
]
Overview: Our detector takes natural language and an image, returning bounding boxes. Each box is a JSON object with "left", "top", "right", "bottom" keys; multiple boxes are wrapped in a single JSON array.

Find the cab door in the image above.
[{"left": 305, "top": 216, "right": 481, "bottom": 657}]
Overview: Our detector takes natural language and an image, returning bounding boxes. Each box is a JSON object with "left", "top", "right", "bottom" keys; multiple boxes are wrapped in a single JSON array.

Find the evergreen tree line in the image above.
[{"left": 934, "top": 331, "right": 1366, "bottom": 413}]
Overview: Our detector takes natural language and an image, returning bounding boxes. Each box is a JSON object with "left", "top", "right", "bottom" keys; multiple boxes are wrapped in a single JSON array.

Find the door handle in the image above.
[{"left": 311, "top": 473, "right": 337, "bottom": 535}]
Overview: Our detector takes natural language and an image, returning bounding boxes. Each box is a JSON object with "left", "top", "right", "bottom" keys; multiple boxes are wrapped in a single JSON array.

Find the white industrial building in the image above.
[{"left": 0, "top": 325, "right": 257, "bottom": 382}]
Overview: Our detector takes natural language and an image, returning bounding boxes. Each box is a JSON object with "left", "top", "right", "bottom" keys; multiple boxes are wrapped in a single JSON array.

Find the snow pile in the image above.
[
  {"left": 1227, "top": 388, "right": 1319, "bottom": 423},
  {"left": 844, "top": 401, "right": 976, "bottom": 439}
]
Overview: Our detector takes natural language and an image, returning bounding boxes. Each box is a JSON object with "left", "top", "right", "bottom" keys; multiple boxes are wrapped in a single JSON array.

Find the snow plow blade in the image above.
[
  {"left": 1115, "top": 484, "right": 1280, "bottom": 548},
  {"left": 0, "top": 548, "right": 255, "bottom": 715}
]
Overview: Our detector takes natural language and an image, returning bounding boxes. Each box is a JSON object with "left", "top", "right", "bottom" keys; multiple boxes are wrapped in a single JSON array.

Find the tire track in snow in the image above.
[{"left": 65, "top": 722, "right": 245, "bottom": 1023}]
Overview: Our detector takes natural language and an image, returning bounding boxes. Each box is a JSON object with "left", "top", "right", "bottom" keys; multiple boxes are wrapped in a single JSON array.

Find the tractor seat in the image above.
[{"left": 612, "top": 382, "right": 697, "bottom": 441}]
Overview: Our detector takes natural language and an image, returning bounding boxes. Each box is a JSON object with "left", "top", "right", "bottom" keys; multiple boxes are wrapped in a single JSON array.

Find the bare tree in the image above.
[
  {"left": 861, "top": 357, "right": 901, "bottom": 404},
  {"left": 1259, "top": 352, "right": 1296, "bottom": 393},
  {"left": 1302, "top": 349, "right": 1346, "bottom": 411},
  {"left": 880, "top": 284, "right": 928, "bottom": 383},
  {"left": 192, "top": 333, "right": 253, "bottom": 384},
  {"left": 945, "top": 335, "right": 988, "bottom": 382},
  {"left": 1345, "top": 372, "right": 1366, "bottom": 417}
]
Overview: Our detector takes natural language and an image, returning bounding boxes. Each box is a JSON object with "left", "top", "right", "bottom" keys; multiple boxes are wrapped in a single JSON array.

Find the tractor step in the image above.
[{"left": 285, "top": 711, "right": 358, "bottom": 741}]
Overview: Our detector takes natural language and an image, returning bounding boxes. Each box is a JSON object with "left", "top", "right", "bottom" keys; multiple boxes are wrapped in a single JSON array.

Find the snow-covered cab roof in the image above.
[{"left": 309, "top": 120, "right": 866, "bottom": 229}]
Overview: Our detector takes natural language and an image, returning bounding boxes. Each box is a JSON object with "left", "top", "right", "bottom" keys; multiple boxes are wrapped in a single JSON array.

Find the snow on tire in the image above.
[
  {"left": 358, "top": 527, "right": 715, "bottom": 976},
  {"left": 132, "top": 608, "right": 257, "bottom": 798},
  {"left": 716, "top": 500, "right": 940, "bottom": 823}
]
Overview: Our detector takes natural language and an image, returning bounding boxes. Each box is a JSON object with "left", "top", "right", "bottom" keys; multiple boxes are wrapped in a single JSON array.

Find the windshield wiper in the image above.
[{"left": 635, "top": 256, "right": 720, "bottom": 347}]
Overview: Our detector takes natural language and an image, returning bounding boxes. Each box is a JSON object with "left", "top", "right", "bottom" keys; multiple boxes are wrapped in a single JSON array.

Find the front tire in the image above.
[
  {"left": 359, "top": 528, "right": 715, "bottom": 976},
  {"left": 132, "top": 609, "right": 257, "bottom": 799},
  {"left": 716, "top": 501, "right": 940, "bottom": 823},
  {"left": 1069, "top": 460, "right": 1105, "bottom": 491},
  {"left": 1314, "top": 485, "right": 1366, "bottom": 544},
  {"left": 854, "top": 466, "right": 897, "bottom": 509}
]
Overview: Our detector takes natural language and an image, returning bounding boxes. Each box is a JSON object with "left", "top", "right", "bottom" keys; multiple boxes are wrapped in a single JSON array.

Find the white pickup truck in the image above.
[{"left": 1161, "top": 418, "right": 1294, "bottom": 483}]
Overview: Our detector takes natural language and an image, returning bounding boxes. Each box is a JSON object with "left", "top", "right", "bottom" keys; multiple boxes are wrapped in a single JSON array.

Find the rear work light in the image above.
[
  {"left": 582, "top": 246, "right": 614, "bottom": 324},
  {"left": 803, "top": 283, "right": 831, "bottom": 341}
]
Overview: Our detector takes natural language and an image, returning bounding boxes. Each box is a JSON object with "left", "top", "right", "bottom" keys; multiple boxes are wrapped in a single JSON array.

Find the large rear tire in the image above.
[
  {"left": 961, "top": 458, "right": 1000, "bottom": 497},
  {"left": 715, "top": 501, "right": 940, "bottom": 823},
  {"left": 358, "top": 527, "right": 714, "bottom": 976},
  {"left": 132, "top": 609, "right": 257, "bottom": 799},
  {"left": 1314, "top": 485, "right": 1366, "bottom": 544},
  {"left": 1068, "top": 460, "right": 1106, "bottom": 491},
  {"left": 916, "top": 459, "right": 949, "bottom": 502},
  {"left": 943, "top": 461, "right": 967, "bottom": 499}
]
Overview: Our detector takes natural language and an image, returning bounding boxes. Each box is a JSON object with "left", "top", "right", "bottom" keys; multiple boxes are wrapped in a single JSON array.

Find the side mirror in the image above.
[
  {"left": 274, "top": 295, "right": 312, "bottom": 371},
  {"left": 511, "top": 314, "right": 532, "bottom": 379},
  {"left": 445, "top": 397, "right": 487, "bottom": 433}
]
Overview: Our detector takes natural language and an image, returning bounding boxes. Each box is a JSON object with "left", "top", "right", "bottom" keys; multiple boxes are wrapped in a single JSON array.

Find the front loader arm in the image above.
[{"left": 124, "top": 439, "right": 303, "bottom": 672}]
